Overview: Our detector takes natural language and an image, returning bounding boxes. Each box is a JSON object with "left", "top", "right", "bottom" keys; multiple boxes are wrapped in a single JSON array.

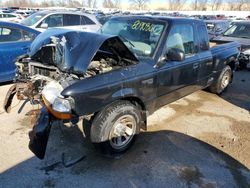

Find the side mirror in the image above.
[
  {"left": 167, "top": 48, "right": 185, "bottom": 61},
  {"left": 40, "top": 23, "right": 48, "bottom": 29}
]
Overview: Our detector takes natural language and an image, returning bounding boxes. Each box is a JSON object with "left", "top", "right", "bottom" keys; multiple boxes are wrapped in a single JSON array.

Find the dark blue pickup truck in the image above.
[{"left": 4, "top": 16, "right": 240, "bottom": 159}]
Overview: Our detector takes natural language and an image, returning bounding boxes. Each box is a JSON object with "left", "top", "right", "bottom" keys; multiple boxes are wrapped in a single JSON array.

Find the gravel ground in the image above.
[{"left": 0, "top": 70, "right": 249, "bottom": 188}]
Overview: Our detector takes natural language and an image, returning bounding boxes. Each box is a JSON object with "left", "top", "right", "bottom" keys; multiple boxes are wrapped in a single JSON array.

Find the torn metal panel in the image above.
[{"left": 4, "top": 84, "right": 17, "bottom": 113}]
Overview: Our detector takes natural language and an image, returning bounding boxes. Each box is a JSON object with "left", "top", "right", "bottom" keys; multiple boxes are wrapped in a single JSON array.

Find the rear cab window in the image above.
[
  {"left": 197, "top": 25, "right": 209, "bottom": 51},
  {"left": 165, "top": 24, "right": 195, "bottom": 57},
  {"left": 206, "top": 23, "right": 215, "bottom": 33}
]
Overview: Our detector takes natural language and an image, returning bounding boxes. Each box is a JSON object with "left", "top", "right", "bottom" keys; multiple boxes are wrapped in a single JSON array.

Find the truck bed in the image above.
[{"left": 210, "top": 41, "right": 240, "bottom": 56}]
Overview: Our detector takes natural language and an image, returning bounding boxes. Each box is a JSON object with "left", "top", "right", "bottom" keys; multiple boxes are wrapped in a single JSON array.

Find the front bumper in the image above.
[{"left": 28, "top": 107, "right": 52, "bottom": 159}]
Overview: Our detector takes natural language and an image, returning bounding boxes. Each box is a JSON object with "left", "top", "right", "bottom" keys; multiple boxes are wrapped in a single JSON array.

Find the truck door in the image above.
[
  {"left": 156, "top": 24, "right": 200, "bottom": 108},
  {"left": 197, "top": 24, "right": 213, "bottom": 88}
]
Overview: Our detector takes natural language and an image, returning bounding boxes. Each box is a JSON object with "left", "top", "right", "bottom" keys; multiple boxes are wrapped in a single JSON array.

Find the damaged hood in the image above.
[{"left": 29, "top": 28, "right": 138, "bottom": 73}]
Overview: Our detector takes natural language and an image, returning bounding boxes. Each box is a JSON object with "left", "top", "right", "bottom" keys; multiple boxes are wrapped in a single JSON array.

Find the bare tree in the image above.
[
  {"left": 237, "top": 0, "right": 250, "bottom": 10},
  {"left": 114, "top": 0, "right": 121, "bottom": 8},
  {"left": 103, "top": 0, "right": 121, "bottom": 8},
  {"left": 227, "top": 0, "right": 250, "bottom": 10},
  {"left": 93, "top": 0, "right": 97, "bottom": 8},
  {"left": 86, "top": 0, "right": 97, "bottom": 8},
  {"left": 67, "top": 0, "right": 82, "bottom": 7},
  {"left": 192, "top": 0, "right": 198, "bottom": 10},
  {"left": 103, "top": 0, "right": 114, "bottom": 8},
  {"left": 2, "top": 0, "right": 26, "bottom": 7},
  {"left": 57, "top": 0, "right": 67, "bottom": 7},
  {"left": 40, "top": 0, "right": 50, "bottom": 7},
  {"left": 211, "top": 0, "right": 223, "bottom": 10},
  {"left": 192, "top": 0, "right": 209, "bottom": 10},
  {"left": 82, "top": 0, "right": 86, "bottom": 7},
  {"left": 227, "top": 0, "right": 237, "bottom": 10},
  {"left": 129, "top": 0, "right": 150, "bottom": 10},
  {"left": 168, "top": 0, "right": 188, "bottom": 10}
]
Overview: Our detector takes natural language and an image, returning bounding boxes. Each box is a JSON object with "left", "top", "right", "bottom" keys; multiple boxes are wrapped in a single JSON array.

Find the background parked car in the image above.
[
  {"left": 0, "top": 21, "right": 40, "bottom": 82},
  {"left": 15, "top": 10, "right": 34, "bottom": 18},
  {"left": 205, "top": 20, "right": 230, "bottom": 39},
  {"left": 21, "top": 11, "right": 101, "bottom": 32},
  {"left": 211, "top": 21, "right": 250, "bottom": 70},
  {"left": 0, "top": 13, "right": 24, "bottom": 23}
]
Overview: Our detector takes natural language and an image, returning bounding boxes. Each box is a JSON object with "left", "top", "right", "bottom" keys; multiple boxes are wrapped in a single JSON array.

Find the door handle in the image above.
[{"left": 193, "top": 63, "right": 199, "bottom": 69}]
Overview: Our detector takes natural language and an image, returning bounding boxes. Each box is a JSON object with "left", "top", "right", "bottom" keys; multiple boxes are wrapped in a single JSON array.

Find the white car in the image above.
[
  {"left": 21, "top": 11, "right": 101, "bottom": 32},
  {"left": 0, "top": 13, "right": 24, "bottom": 23},
  {"left": 15, "top": 10, "right": 33, "bottom": 18}
]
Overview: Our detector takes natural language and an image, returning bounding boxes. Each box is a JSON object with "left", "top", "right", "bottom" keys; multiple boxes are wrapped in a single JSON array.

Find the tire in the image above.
[
  {"left": 90, "top": 101, "right": 141, "bottom": 155},
  {"left": 209, "top": 65, "right": 232, "bottom": 94}
]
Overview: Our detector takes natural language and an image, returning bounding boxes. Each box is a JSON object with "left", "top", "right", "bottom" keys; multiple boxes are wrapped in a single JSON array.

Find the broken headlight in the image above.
[
  {"left": 52, "top": 97, "right": 72, "bottom": 113},
  {"left": 42, "top": 81, "right": 73, "bottom": 119},
  {"left": 242, "top": 49, "right": 250, "bottom": 55}
]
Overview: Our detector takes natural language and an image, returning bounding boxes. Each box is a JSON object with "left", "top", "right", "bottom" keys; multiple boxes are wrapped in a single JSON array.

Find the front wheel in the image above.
[
  {"left": 209, "top": 65, "right": 232, "bottom": 94},
  {"left": 90, "top": 101, "right": 141, "bottom": 155}
]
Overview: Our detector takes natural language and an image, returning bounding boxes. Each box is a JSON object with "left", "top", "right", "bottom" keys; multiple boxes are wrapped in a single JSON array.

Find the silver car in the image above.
[
  {"left": 21, "top": 10, "right": 101, "bottom": 32},
  {"left": 0, "top": 13, "right": 24, "bottom": 23}
]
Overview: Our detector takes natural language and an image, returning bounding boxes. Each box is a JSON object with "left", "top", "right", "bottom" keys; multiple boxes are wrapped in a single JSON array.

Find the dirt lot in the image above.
[{"left": 0, "top": 71, "right": 250, "bottom": 188}]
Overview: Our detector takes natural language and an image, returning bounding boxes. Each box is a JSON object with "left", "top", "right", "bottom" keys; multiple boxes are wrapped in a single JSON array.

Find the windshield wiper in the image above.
[{"left": 118, "top": 35, "right": 135, "bottom": 48}]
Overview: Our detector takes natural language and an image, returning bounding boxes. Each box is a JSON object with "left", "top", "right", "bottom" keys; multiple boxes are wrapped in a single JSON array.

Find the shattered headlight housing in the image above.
[
  {"left": 42, "top": 81, "right": 74, "bottom": 119},
  {"left": 52, "top": 97, "right": 72, "bottom": 113},
  {"left": 242, "top": 48, "right": 250, "bottom": 55}
]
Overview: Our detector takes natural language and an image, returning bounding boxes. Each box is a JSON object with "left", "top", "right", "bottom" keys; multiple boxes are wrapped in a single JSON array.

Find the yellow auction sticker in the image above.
[{"left": 131, "top": 20, "right": 154, "bottom": 32}]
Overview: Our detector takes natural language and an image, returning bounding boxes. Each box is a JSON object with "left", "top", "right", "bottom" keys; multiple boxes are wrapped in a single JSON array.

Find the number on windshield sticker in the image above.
[{"left": 132, "top": 20, "right": 153, "bottom": 32}]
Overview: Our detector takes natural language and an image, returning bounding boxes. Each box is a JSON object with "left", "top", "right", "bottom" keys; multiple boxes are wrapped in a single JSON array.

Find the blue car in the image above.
[{"left": 0, "top": 21, "right": 40, "bottom": 82}]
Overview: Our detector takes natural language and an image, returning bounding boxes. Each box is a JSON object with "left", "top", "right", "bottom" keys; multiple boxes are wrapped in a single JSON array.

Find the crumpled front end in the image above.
[
  {"left": 238, "top": 48, "right": 250, "bottom": 69},
  {"left": 3, "top": 29, "right": 139, "bottom": 159}
]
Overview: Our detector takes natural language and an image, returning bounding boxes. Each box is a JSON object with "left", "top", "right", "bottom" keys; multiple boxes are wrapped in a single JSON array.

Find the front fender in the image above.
[{"left": 111, "top": 88, "right": 142, "bottom": 100}]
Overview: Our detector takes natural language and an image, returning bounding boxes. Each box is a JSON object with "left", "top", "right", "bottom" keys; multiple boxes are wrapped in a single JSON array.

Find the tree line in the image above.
[{"left": 1, "top": 0, "right": 250, "bottom": 11}]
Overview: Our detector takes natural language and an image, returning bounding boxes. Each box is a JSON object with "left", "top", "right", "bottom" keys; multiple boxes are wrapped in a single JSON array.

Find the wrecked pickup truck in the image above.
[{"left": 4, "top": 16, "right": 240, "bottom": 159}]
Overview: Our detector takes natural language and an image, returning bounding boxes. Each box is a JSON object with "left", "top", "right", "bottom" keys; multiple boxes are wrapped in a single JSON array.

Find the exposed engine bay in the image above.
[
  {"left": 4, "top": 31, "right": 138, "bottom": 115},
  {"left": 16, "top": 56, "right": 128, "bottom": 82}
]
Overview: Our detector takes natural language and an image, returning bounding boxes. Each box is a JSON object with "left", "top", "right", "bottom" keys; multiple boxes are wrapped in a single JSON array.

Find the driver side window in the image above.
[{"left": 165, "top": 24, "right": 195, "bottom": 57}]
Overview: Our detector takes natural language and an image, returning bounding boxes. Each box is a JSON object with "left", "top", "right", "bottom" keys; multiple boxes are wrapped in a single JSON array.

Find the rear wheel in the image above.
[
  {"left": 209, "top": 65, "right": 232, "bottom": 94},
  {"left": 90, "top": 101, "right": 141, "bottom": 155}
]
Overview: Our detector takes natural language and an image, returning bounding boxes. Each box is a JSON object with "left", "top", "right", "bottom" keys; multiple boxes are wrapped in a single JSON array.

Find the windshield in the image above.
[
  {"left": 21, "top": 12, "right": 46, "bottom": 26},
  {"left": 100, "top": 18, "right": 165, "bottom": 57},
  {"left": 223, "top": 23, "right": 250, "bottom": 39}
]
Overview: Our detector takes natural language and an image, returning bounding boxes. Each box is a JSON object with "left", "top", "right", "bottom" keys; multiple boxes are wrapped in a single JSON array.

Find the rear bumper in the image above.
[{"left": 28, "top": 107, "right": 52, "bottom": 159}]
